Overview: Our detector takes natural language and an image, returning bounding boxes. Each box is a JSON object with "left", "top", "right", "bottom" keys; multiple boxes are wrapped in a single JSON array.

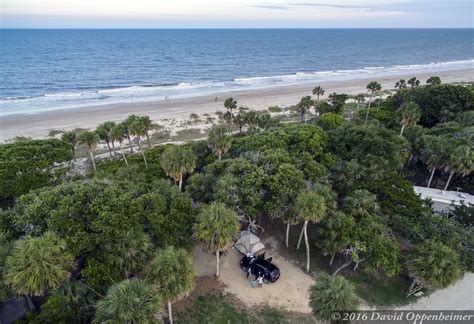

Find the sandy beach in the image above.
[{"left": 1, "top": 68, "right": 472, "bottom": 142}]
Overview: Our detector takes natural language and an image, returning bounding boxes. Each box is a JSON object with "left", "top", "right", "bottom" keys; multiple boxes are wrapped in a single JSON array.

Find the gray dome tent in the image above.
[{"left": 234, "top": 230, "right": 265, "bottom": 256}]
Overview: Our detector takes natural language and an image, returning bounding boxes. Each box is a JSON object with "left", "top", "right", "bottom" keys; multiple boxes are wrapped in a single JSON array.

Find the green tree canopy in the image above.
[
  {"left": 316, "top": 211, "right": 356, "bottom": 266},
  {"left": 207, "top": 125, "right": 232, "bottom": 161},
  {"left": 318, "top": 112, "right": 344, "bottom": 130},
  {"left": 96, "top": 121, "right": 116, "bottom": 158},
  {"left": 4, "top": 232, "right": 75, "bottom": 296},
  {"left": 146, "top": 246, "right": 195, "bottom": 324},
  {"left": 295, "top": 191, "right": 327, "bottom": 271},
  {"left": 94, "top": 279, "right": 162, "bottom": 323},
  {"left": 78, "top": 130, "right": 100, "bottom": 173},
  {"left": 397, "top": 101, "right": 421, "bottom": 136},
  {"left": 160, "top": 145, "right": 197, "bottom": 191},
  {"left": 392, "top": 84, "right": 473, "bottom": 127},
  {"left": 408, "top": 241, "right": 463, "bottom": 289},
  {"left": 193, "top": 202, "right": 240, "bottom": 277},
  {"left": 0, "top": 139, "right": 72, "bottom": 204},
  {"left": 329, "top": 124, "right": 409, "bottom": 180},
  {"left": 309, "top": 274, "right": 359, "bottom": 321}
]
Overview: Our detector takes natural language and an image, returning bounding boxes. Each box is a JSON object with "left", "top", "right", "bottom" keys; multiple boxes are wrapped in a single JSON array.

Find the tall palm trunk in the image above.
[
  {"left": 218, "top": 151, "right": 222, "bottom": 161},
  {"left": 126, "top": 133, "right": 134, "bottom": 153},
  {"left": 167, "top": 301, "right": 173, "bottom": 324},
  {"left": 88, "top": 149, "right": 97, "bottom": 173},
  {"left": 285, "top": 222, "right": 290, "bottom": 248},
  {"left": 71, "top": 147, "right": 76, "bottom": 162},
  {"left": 216, "top": 251, "right": 220, "bottom": 277},
  {"left": 444, "top": 170, "right": 455, "bottom": 190},
  {"left": 178, "top": 174, "right": 183, "bottom": 191},
  {"left": 111, "top": 140, "right": 116, "bottom": 155},
  {"left": 296, "top": 223, "right": 305, "bottom": 250},
  {"left": 365, "top": 92, "right": 373, "bottom": 123},
  {"left": 146, "top": 131, "right": 152, "bottom": 148},
  {"left": 400, "top": 124, "right": 406, "bottom": 136},
  {"left": 427, "top": 167, "right": 436, "bottom": 188},
  {"left": 330, "top": 252, "right": 336, "bottom": 266},
  {"left": 303, "top": 221, "right": 310, "bottom": 272},
  {"left": 137, "top": 136, "right": 148, "bottom": 170},
  {"left": 105, "top": 140, "right": 113, "bottom": 158},
  {"left": 118, "top": 141, "right": 129, "bottom": 167}
]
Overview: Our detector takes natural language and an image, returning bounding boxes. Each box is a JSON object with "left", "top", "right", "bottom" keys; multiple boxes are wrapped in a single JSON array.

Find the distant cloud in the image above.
[
  {"left": 257, "top": 1, "right": 413, "bottom": 13},
  {"left": 253, "top": 5, "right": 291, "bottom": 10}
]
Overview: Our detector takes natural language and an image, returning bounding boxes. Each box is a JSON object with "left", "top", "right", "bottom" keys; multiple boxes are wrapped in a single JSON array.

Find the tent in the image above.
[{"left": 234, "top": 231, "right": 265, "bottom": 256}]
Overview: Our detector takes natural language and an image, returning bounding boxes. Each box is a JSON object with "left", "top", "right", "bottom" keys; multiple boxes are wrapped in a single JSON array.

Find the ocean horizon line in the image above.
[{"left": 2, "top": 27, "right": 474, "bottom": 30}]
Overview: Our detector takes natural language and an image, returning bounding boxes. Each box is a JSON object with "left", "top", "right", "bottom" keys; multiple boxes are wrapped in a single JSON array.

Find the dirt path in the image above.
[
  {"left": 400, "top": 273, "right": 474, "bottom": 310},
  {"left": 192, "top": 237, "right": 315, "bottom": 314}
]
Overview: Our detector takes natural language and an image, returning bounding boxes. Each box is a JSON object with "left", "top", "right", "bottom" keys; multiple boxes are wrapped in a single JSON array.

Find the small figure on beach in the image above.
[
  {"left": 215, "top": 96, "right": 218, "bottom": 102},
  {"left": 257, "top": 273, "right": 263, "bottom": 288}
]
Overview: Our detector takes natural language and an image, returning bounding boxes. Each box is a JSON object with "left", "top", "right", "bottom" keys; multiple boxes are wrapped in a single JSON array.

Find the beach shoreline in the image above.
[{"left": 1, "top": 68, "right": 472, "bottom": 142}]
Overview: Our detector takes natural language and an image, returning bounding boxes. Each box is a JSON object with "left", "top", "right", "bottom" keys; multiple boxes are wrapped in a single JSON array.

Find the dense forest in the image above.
[{"left": 0, "top": 78, "right": 473, "bottom": 322}]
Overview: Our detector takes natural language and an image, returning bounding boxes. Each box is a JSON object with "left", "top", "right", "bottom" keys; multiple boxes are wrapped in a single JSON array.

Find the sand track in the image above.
[{"left": 193, "top": 236, "right": 314, "bottom": 314}]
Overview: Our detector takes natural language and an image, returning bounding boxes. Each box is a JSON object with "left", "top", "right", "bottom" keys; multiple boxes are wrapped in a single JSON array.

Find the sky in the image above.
[{"left": 1, "top": 0, "right": 473, "bottom": 28}]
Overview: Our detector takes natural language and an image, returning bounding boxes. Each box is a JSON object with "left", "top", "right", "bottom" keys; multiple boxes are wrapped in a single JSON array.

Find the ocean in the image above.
[{"left": 0, "top": 29, "right": 473, "bottom": 116}]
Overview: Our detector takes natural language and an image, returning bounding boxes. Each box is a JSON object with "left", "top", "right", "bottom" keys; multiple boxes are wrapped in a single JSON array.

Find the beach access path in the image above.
[{"left": 1, "top": 68, "right": 472, "bottom": 142}]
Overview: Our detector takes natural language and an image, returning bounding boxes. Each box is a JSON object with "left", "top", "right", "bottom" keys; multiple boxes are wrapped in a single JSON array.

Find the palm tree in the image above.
[
  {"left": 224, "top": 97, "right": 237, "bottom": 116},
  {"left": 395, "top": 79, "right": 407, "bottom": 90},
  {"left": 309, "top": 274, "right": 359, "bottom": 321},
  {"left": 96, "top": 121, "right": 116, "bottom": 158},
  {"left": 365, "top": 81, "right": 381, "bottom": 123},
  {"left": 4, "top": 232, "right": 74, "bottom": 310},
  {"left": 104, "top": 228, "right": 152, "bottom": 278},
  {"left": 407, "top": 241, "right": 463, "bottom": 294},
  {"left": 408, "top": 77, "right": 420, "bottom": 88},
  {"left": 78, "top": 130, "right": 100, "bottom": 173},
  {"left": 312, "top": 86, "right": 325, "bottom": 104},
  {"left": 207, "top": 125, "right": 232, "bottom": 161},
  {"left": 420, "top": 136, "right": 446, "bottom": 188},
  {"left": 124, "top": 115, "right": 138, "bottom": 153},
  {"left": 343, "top": 189, "right": 380, "bottom": 217},
  {"left": 160, "top": 145, "right": 196, "bottom": 191},
  {"left": 141, "top": 115, "right": 153, "bottom": 148},
  {"left": 298, "top": 96, "right": 313, "bottom": 122},
  {"left": 61, "top": 130, "right": 78, "bottom": 161},
  {"left": 193, "top": 202, "right": 240, "bottom": 277},
  {"left": 398, "top": 101, "right": 421, "bottom": 136},
  {"left": 130, "top": 118, "right": 149, "bottom": 170},
  {"left": 94, "top": 279, "right": 162, "bottom": 323},
  {"left": 426, "top": 76, "right": 441, "bottom": 86},
  {"left": 37, "top": 281, "right": 95, "bottom": 323},
  {"left": 294, "top": 191, "right": 327, "bottom": 272},
  {"left": 244, "top": 110, "right": 258, "bottom": 126},
  {"left": 443, "top": 145, "right": 474, "bottom": 190},
  {"left": 110, "top": 124, "right": 129, "bottom": 167},
  {"left": 146, "top": 246, "right": 195, "bottom": 324},
  {"left": 316, "top": 211, "right": 355, "bottom": 266},
  {"left": 233, "top": 113, "right": 246, "bottom": 135},
  {"left": 353, "top": 93, "right": 366, "bottom": 112}
]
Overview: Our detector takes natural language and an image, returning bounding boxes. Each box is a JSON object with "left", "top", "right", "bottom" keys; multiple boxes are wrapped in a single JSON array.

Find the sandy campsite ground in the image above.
[
  {"left": 193, "top": 235, "right": 474, "bottom": 314},
  {"left": 193, "top": 237, "right": 314, "bottom": 314},
  {"left": 1, "top": 68, "right": 472, "bottom": 142}
]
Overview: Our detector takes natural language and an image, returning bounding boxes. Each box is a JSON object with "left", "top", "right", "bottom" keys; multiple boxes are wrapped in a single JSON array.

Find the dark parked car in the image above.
[{"left": 240, "top": 254, "right": 280, "bottom": 283}]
